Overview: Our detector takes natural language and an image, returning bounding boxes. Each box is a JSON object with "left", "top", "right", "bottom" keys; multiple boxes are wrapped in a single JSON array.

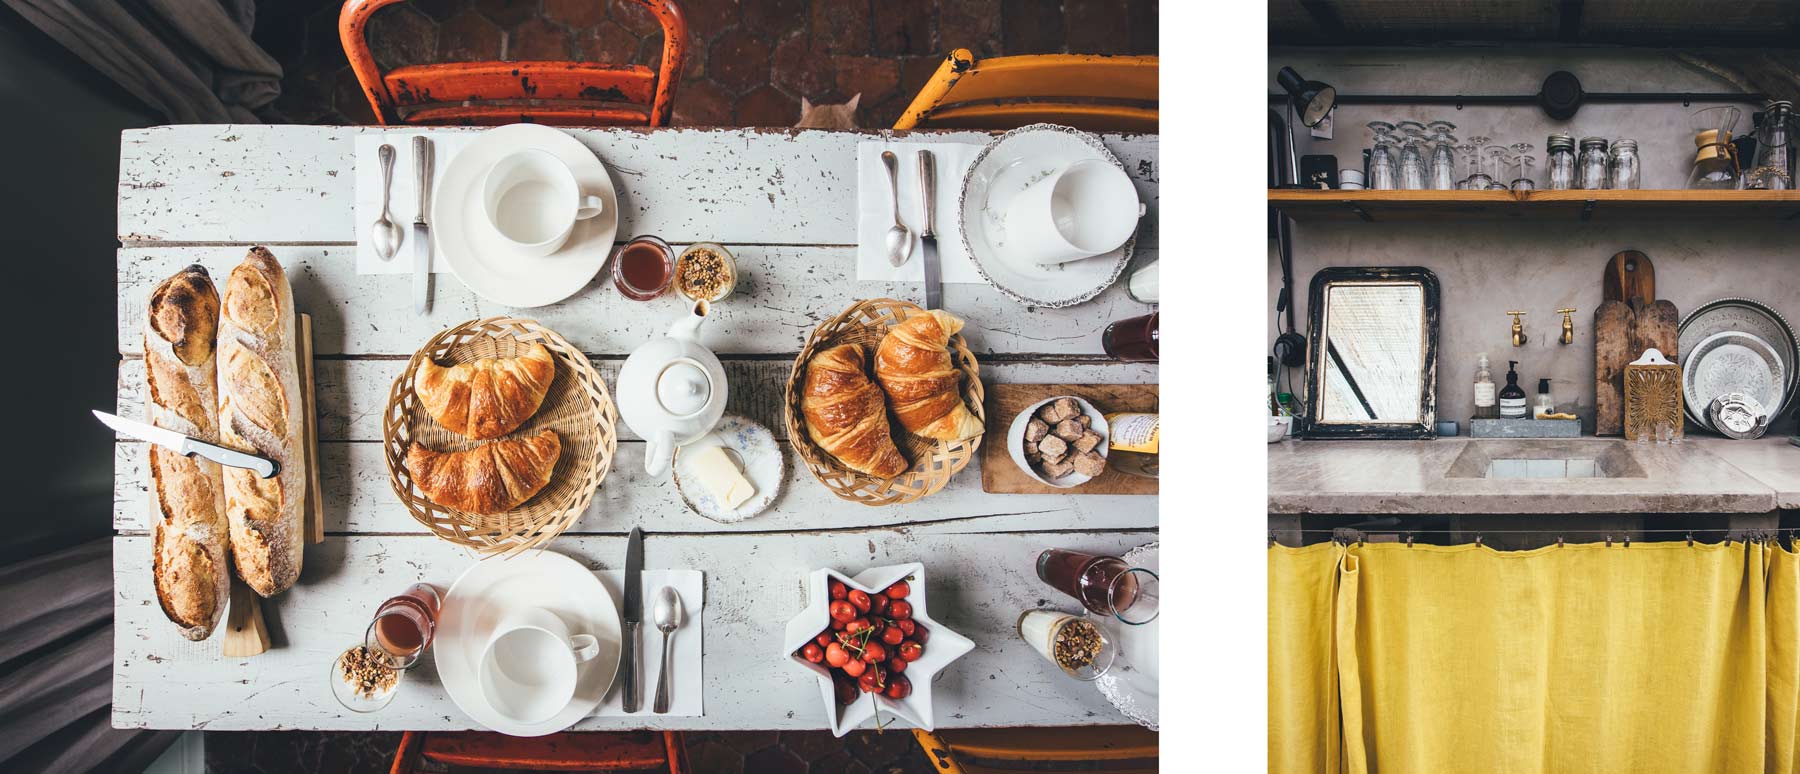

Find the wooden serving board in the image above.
[
  {"left": 979, "top": 384, "right": 1158, "bottom": 495},
  {"left": 1595, "top": 252, "right": 1679, "bottom": 436}
]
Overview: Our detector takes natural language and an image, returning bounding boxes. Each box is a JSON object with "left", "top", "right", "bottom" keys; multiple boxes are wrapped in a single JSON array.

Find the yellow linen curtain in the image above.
[{"left": 1272, "top": 540, "right": 1800, "bottom": 774}]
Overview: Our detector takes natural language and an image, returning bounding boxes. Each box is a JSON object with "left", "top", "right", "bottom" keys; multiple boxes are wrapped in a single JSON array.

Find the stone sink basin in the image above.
[{"left": 1444, "top": 439, "right": 1648, "bottom": 480}]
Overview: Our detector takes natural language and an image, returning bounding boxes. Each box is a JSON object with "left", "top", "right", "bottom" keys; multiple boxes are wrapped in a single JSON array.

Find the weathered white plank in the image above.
[
  {"left": 119, "top": 245, "right": 1158, "bottom": 358},
  {"left": 119, "top": 126, "right": 1159, "bottom": 249},
  {"left": 117, "top": 358, "right": 1158, "bottom": 444},
  {"left": 113, "top": 439, "right": 1158, "bottom": 535},
  {"left": 112, "top": 532, "right": 1155, "bottom": 731}
]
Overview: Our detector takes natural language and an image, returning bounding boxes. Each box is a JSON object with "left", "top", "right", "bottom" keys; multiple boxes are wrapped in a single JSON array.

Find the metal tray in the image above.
[{"left": 1679, "top": 298, "right": 1800, "bottom": 428}]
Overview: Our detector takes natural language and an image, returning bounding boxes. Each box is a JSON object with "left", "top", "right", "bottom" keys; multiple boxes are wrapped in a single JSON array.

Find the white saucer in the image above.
[
  {"left": 431, "top": 124, "right": 620, "bottom": 308},
  {"left": 672, "top": 414, "right": 785, "bottom": 523},
  {"left": 435, "top": 549, "right": 622, "bottom": 736},
  {"left": 958, "top": 124, "right": 1138, "bottom": 308},
  {"left": 1096, "top": 542, "right": 1159, "bottom": 730}
]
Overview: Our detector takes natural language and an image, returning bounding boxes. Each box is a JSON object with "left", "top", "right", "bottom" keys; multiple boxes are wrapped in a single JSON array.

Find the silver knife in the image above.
[
  {"left": 412, "top": 135, "right": 433, "bottom": 316},
  {"left": 621, "top": 526, "right": 645, "bottom": 713},
  {"left": 916, "top": 150, "right": 942, "bottom": 310},
  {"left": 94, "top": 410, "right": 278, "bottom": 479}
]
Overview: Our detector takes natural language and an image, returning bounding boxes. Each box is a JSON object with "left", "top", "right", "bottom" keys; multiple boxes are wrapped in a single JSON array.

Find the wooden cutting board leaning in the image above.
[
  {"left": 1594, "top": 251, "right": 1679, "bottom": 436},
  {"left": 980, "top": 384, "right": 1158, "bottom": 495}
]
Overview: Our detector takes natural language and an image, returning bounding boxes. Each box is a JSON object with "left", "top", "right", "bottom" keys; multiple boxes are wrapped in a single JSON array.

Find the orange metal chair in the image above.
[
  {"left": 894, "top": 48, "right": 1158, "bottom": 133},
  {"left": 389, "top": 730, "right": 689, "bottom": 773},
  {"left": 340, "top": 0, "right": 687, "bottom": 127},
  {"left": 911, "top": 726, "right": 1159, "bottom": 773}
]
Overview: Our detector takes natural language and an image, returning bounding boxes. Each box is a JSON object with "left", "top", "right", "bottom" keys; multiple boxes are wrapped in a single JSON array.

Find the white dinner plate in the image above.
[
  {"left": 958, "top": 124, "right": 1138, "bottom": 308},
  {"left": 1096, "top": 542, "right": 1159, "bottom": 731},
  {"left": 436, "top": 549, "right": 623, "bottom": 736},
  {"left": 672, "top": 414, "right": 785, "bottom": 523},
  {"left": 431, "top": 124, "right": 620, "bottom": 308}
]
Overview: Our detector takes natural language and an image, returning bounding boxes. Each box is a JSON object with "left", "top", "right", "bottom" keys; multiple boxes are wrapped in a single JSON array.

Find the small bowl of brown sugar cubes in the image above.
[{"left": 1006, "top": 395, "right": 1110, "bottom": 489}]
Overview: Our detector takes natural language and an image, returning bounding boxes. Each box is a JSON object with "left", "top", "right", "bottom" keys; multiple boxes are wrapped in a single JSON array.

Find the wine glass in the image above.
[
  {"left": 1367, "top": 121, "right": 1398, "bottom": 190},
  {"left": 1397, "top": 120, "right": 1428, "bottom": 189},
  {"left": 1510, "top": 142, "right": 1536, "bottom": 190},
  {"left": 1463, "top": 135, "right": 1493, "bottom": 189},
  {"left": 1427, "top": 120, "right": 1458, "bottom": 190},
  {"left": 1484, "top": 145, "right": 1513, "bottom": 191}
]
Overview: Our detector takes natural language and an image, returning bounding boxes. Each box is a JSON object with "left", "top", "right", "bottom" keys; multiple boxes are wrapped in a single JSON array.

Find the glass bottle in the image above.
[
  {"left": 1472, "top": 353, "right": 1498, "bottom": 419},
  {"left": 1577, "top": 137, "right": 1610, "bottom": 190},
  {"left": 1608, "top": 138, "right": 1641, "bottom": 190},
  {"left": 1688, "top": 106, "right": 1743, "bottom": 190},
  {"left": 1545, "top": 133, "right": 1576, "bottom": 190},
  {"left": 1746, "top": 99, "right": 1794, "bottom": 190},
  {"left": 1101, "top": 312, "right": 1158, "bottom": 362}
]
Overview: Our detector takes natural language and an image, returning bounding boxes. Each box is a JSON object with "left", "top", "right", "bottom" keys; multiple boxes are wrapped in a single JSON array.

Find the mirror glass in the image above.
[{"left": 1317, "top": 283, "right": 1425, "bottom": 424}]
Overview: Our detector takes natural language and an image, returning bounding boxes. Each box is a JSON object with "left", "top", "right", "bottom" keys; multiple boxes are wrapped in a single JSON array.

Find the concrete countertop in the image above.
[{"left": 1267, "top": 436, "right": 1799, "bottom": 515}]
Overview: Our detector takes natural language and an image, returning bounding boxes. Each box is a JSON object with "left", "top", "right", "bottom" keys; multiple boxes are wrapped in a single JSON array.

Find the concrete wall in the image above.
[{"left": 1267, "top": 46, "right": 1796, "bottom": 433}]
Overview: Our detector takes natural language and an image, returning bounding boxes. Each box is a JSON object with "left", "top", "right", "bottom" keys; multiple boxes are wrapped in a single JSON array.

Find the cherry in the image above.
[
  {"left": 841, "top": 658, "right": 867, "bottom": 678},
  {"left": 882, "top": 626, "right": 905, "bottom": 646},
  {"left": 829, "top": 580, "right": 847, "bottom": 600},
  {"left": 845, "top": 617, "right": 872, "bottom": 635},
  {"left": 815, "top": 633, "right": 832, "bottom": 648},
  {"left": 830, "top": 618, "right": 846, "bottom": 631},
  {"left": 898, "top": 640, "right": 924, "bottom": 662},
  {"left": 888, "top": 656, "right": 909, "bottom": 673},
  {"left": 834, "top": 672, "right": 860, "bottom": 704},
  {"left": 887, "top": 600, "right": 913, "bottom": 620},
  {"left": 824, "top": 642, "right": 850, "bottom": 667},
  {"left": 885, "top": 674, "right": 912, "bottom": 700},
  {"left": 848, "top": 589, "right": 873, "bottom": 613},
  {"left": 801, "top": 643, "right": 824, "bottom": 663},
  {"left": 910, "top": 623, "right": 930, "bottom": 644},
  {"left": 829, "top": 600, "right": 856, "bottom": 622},
  {"left": 858, "top": 663, "right": 887, "bottom": 693},
  {"left": 884, "top": 581, "right": 910, "bottom": 599},
  {"left": 870, "top": 594, "right": 890, "bottom": 615},
  {"left": 895, "top": 619, "right": 916, "bottom": 637},
  {"left": 861, "top": 641, "right": 887, "bottom": 663}
]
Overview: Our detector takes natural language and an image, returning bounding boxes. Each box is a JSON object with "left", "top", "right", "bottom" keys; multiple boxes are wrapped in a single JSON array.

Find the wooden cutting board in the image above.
[
  {"left": 1595, "top": 252, "right": 1679, "bottom": 436},
  {"left": 980, "top": 384, "right": 1158, "bottom": 495}
]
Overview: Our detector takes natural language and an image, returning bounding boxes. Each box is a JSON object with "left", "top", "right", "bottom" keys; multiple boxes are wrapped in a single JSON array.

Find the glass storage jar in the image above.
[
  {"left": 1746, "top": 99, "right": 1794, "bottom": 190},
  {"left": 1608, "top": 138, "right": 1641, "bottom": 189},
  {"left": 1577, "top": 136, "right": 1610, "bottom": 190},
  {"left": 1545, "top": 133, "right": 1576, "bottom": 189}
]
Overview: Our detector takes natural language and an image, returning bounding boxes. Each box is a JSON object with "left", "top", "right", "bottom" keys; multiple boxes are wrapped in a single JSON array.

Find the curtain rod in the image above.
[{"left": 1266, "top": 92, "right": 1766, "bottom": 107}]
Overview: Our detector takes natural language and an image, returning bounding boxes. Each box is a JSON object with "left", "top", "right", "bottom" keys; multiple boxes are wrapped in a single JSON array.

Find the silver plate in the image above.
[
  {"left": 1679, "top": 298, "right": 1800, "bottom": 427},
  {"left": 1683, "top": 330, "right": 1786, "bottom": 430}
]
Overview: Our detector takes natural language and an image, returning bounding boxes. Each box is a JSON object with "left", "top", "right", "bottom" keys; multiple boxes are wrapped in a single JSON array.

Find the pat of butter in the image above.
[{"left": 689, "top": 444, "right": 755, "bottom": 510}]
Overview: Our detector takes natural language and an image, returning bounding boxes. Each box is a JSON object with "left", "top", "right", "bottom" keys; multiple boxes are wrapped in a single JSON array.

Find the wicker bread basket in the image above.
[
  {"left": 784, "top": 298, "right": 985, "bottom": 506},
  {"left": 382, "top": 317, "right": 617, "bottom": 555}
]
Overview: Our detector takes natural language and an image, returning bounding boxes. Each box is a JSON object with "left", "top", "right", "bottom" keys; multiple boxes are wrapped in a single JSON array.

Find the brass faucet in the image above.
[
  {"left": 1507, "top": 311, "right": 1529, "bottom": 347},
  {"left": 1557, "top": 308, "right": 1577, "bottom": 345}
]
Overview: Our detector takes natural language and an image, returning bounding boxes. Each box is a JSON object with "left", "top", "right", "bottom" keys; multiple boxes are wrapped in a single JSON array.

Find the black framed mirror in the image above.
[{"left": 1300, "top": 267, "right": 1440, "bottom": 439}]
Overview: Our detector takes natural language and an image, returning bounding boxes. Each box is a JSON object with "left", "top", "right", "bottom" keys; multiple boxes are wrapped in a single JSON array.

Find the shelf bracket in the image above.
[
  {"left": 1580, "top": 200, "right": 1596, "bottom": 222},
  {"left": 1345, "top": 202, "right": 1375, "bottom": 222}
]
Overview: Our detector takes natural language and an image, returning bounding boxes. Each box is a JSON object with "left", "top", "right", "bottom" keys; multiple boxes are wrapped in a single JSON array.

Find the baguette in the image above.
[
  {"left": 145, "top": 265, "right": 230, "bottom": 640},
  {"left": 218, "top": 247, "right": 305, "bottom": 597}
]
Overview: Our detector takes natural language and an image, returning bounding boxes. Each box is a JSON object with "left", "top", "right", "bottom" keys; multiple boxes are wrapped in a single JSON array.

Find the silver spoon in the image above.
[
  {"left": 371, "top": 143, "right": 402, "bottom": 260},
  {"left": 881, "top": 150, "right": 914, "bottom": 267},
  {"left": 652, "top": 585, "right": 683, "bottom": 714}
]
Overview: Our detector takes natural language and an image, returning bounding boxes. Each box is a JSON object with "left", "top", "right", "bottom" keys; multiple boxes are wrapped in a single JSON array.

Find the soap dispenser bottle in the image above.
[
  {"left": 1473, "top": 353, "right": 1498, "bottom": 419},
  {"left": 1533, "top": 378, "right": 1555, "bottom": 419},
  {"left": 1498, "top": 361, "right": 1528, "bottom": 418}
]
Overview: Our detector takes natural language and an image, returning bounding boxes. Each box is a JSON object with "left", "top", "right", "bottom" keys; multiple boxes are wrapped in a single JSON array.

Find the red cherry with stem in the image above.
[
  {"left": 824, "top": 642, "right": 850, "bottom": 667},
  {"left": 898, "top": 640, "right": 924, "bottom": 661},
  {"left": 861, "top": 641, "right": 887, "bottom": 663},
  {"left": 841, "top": 658, "right": 867, "bottom": 678},
  {"left": 845, "top": 618, "right": 872, "bottom": 635}
]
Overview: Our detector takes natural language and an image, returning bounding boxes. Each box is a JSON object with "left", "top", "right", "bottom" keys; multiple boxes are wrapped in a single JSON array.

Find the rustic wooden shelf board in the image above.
[{"left": 1269, "top": 189, "right": 1800, "bottom": 222}]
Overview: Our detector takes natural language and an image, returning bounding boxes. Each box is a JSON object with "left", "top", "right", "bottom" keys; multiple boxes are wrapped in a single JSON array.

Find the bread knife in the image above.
[
  {"left": 412, "top": 135, "right": 433, "bottom": 316},
  {"left": 94, "top": 410, "right": 278, "bottom": 479}
]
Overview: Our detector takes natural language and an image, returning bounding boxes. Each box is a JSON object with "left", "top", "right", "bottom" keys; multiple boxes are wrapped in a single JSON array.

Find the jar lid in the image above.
[
  {"left": 1547, "top": 133, "right": 1575, "bottom": 150},
  {"left": 1579, "top": 136, "right": 1609, "bottom": 148},
  {"left": 1765, "top": 99, "right": 1792, "bottom": 114},
  {"left": 1612, "top": 138, "right": 1638, "bottom": 151}
]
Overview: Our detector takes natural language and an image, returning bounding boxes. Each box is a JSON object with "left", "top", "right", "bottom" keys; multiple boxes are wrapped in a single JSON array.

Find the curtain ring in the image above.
[
  {"left": 1475, "top": 534, "right": 1484, "bottom": 546},
  {"left": 1687, "top": 532, "right": 1694, "bottom": 546},
  {"left": 1623, "top": 534, "right": 1630, "bottom": 548},
  {"left": 1556, "top": 535, "right": 1564, "bottom": 547},
  {"left": 1406, "top": 533, "right": 1414, "bottom": 548},
  {"left": 1606, "top": 534, "right": 1613, "bottom": 547}
]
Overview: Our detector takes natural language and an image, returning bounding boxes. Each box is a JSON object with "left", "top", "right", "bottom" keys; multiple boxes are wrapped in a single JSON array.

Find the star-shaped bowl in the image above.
[{"left": 782, "top": 562, "right": 975, "bottom": 736}]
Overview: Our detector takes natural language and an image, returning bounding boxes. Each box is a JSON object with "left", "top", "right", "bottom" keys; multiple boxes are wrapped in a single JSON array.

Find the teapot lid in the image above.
[{"left": 656, "top": 361, "right": 712, "bottom": 417}]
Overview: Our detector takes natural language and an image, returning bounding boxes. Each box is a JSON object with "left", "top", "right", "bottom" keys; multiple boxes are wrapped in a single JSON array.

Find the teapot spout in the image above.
[{"left": 667, "top": 298, "right": 710, "bottom": 341}]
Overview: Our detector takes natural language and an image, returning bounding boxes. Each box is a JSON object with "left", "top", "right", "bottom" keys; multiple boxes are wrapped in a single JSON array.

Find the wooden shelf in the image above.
[{"left": 1269, "top": 189, "right": 1800, "bottom": 222}]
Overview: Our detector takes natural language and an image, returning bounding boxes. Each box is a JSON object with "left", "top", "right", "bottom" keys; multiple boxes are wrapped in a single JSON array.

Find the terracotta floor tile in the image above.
[
  {"left": 709, "top": 27, "right": 775, "bottom": 93},
  {"left": 436, "top": 8, "right": 505, "bottom": 62},
  {"left": 736, "top": 83, "right": 800, "bottom": 126},
  {"left": 508, "top": 15, "right": 576, "bottom": 60},
  {"left": 545, "top": 0, "right": 609, "bottom": 29}
]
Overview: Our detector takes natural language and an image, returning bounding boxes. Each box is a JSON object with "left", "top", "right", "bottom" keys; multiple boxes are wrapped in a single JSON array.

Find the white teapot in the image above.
[{"left": 616, "top": 299, "right": 729, "bottom": 476}]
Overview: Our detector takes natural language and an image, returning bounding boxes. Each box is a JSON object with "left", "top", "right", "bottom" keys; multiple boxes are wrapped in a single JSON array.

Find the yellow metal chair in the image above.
[
  {"left": 911, "top": 726, "right": 1159, "bottom": 773},
  {"left": 894, "top": 48, "right": 1158, "bottom": 133}
]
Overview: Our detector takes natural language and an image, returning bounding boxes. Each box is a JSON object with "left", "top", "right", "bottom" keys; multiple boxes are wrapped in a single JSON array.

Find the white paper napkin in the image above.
[
  {"left": 855, "top": 139, "right": 990, "bottom": 283},
  {"left": 353, "top": 131, "right": 479, "bottom": 275},
  {"left": 591, "top": 568, "right": 704, "bottom": 717}
]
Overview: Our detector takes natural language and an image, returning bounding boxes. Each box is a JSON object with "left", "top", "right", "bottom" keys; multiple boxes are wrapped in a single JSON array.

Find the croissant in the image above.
[
  {"left": 415, "top": 342, "right": 556, "bottom": 439},
  {"left": 874, "top": 310, "right": 985, "bottom": 441},
  {"left": 405, "top": 429, "right": 561, "bottom": 514},
  {"left": 802, "top": 344, "right": 909, "bottom": 478}
]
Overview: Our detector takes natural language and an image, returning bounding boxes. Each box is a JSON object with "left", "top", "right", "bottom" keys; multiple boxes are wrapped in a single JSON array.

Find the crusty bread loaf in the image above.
[
  {"left": 145, "top": 265, "right": 230, "bottom": 640},
  {"left": 217, "top": 247, "right": 305, "bottom": 597}
]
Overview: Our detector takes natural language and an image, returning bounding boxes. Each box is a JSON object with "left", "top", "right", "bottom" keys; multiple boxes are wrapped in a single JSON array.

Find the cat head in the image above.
[{"left": 796, "top": 93, "right": 862, "bottom": 129}]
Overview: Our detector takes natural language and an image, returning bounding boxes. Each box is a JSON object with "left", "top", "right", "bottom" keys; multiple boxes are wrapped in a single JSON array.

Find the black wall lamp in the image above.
[{"left": 1275, "top": 66, "right": 1337, "bottom": 186}]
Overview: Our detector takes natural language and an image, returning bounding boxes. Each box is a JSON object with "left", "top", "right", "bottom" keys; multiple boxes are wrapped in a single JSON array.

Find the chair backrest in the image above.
[
  {"left": 339, "top": 0, "right": 687, "bottom": 127},
  {"left": 895, "top": 48, "right": 1158, "bottom": 133},
  {"left": 390, "top": 730, "right": 688, "bottom": 773},
  {"left": 912, "top": 726, "right": 1159, "bottom": 774}
]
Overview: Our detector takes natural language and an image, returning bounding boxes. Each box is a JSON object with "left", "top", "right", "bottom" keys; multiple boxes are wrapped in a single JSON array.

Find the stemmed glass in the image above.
[
  {"left": 1397, "top": 120, "right": 1428, "bottom": 190},
  {"left": 1485, "top": 145, "right": 1513, "bottom": 192},
  {"left": 1463, "top": 135, "right": 1493, "bottom": 189},
  {"left": 1367, "top": 121, "right": 1398, "bottom": 190},
  {"left": 1427, "top": 120, "right": 1458, "bottom": 190},
  {"left": 1510, "top": 142, "right": 1536, "bottom": 190}
]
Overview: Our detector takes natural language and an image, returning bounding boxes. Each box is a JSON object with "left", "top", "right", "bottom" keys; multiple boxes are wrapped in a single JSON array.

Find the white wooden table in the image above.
[{"left": 112, "top": 126, "right": 1159, "bottom": 732}]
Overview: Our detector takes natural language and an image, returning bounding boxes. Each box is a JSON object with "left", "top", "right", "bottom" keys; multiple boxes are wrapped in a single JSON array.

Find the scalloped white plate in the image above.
[{"left": 1095, "top": 542, "right": 1158, "bottom": 730}]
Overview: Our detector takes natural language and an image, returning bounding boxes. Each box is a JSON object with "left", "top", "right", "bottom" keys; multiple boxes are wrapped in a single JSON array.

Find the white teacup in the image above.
[
  {"left": 477, "top": 607, "right": 599, "bottom": 724},
  {"left": 1005, "top": 158, "right": 1142, "bottom": 266},
  {"left": 482, "top": 149, "right": 605, "bottom": 257}
]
